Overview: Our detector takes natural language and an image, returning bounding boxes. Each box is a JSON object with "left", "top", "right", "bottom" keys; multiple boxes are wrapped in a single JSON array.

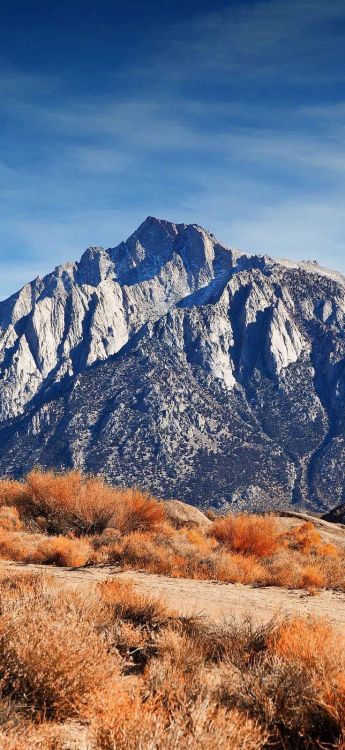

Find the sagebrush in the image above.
[
  {"left": 0, "top": 471, "right": 344, "bottom": 592},
  {"left": 0, "top": 572, "right": 344, "bottom": 748}
]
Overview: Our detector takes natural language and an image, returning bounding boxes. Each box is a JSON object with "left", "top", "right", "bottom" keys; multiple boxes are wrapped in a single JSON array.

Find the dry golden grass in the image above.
[
  {"left": 102, "top": 530, "right": 176, "bottom": 574},
  {"left": 0, "top": 724, "right": 67, "bottom": 750},
  {"left": 0, "top": 528, "right": 91, "bottom": 568},
  {"left": 20, "top": 470, "right": 118, "bottom": 534},
  {"left": 267, "top": 616, "right": 345, "bottom": 744},
  {"left": 0, "top": 529, "right": 43, "bottom": 562},
  {"left": 113, "top": 489, "right": 166, "bottom": 535},
  {"left": 1, "top": 470, "right": 345, "bottom": 594},
  {"left": 99, "top": 578, "right": 172, "bottom": 626},
  {"left": 13, "top": 470, "right": 165, "bottom": 537},
  {"left": 95, "top": 512, "right": 345, "bottom": 591},
  {"left": 0, "top": 479, "right": 27, "bottom": 507},
  {"left": 94, "top": 700, "right": 268, "bottom": 750},
  {"left": 210, "top": 513, "right": 281, "bottom": 557},
  {"left": 0, "top": 507, "right": 22, "bottom": 532},
  {"left": 33, "top": 535, "right": 92, "bottom": 567},
  {"left": 270, "top": 616, "right": 343, "bottom": 673},
  {"left": 284, "top": 520, "right": 341, "bottom": 558},
  {"left": 0, "top": 576, "right": 123, "bottom": 722},
  {"left": 0, "top": 572, "right": 344, "bottom": 749}
]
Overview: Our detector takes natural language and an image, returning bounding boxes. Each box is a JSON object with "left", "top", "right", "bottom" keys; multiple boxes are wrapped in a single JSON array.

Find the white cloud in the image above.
[{"left": 1, "top": 0, "right": 345, "bottom": 297}]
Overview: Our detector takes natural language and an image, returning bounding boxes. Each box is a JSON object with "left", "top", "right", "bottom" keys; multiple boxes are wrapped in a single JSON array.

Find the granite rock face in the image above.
[{"left": 0, "top": 216, "right": 344, "bottom": 511}]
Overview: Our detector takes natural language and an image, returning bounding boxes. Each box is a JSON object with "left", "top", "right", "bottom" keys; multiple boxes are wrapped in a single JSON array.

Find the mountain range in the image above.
[{"left": 0, "top": 216, "right": 344, "bottom": 511}]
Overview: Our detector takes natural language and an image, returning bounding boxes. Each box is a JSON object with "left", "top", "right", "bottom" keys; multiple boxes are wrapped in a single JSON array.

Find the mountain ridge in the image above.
[
  {"left": 0, "top": 216, "right": 345, "bottom": 511},
  {"left": 3, "top": 215, "right": 343, "bottom": 308}
]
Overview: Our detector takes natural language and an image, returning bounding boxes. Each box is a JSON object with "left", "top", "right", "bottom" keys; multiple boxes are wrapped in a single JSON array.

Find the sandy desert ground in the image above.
[{"left": 2, "top": 555, "right": 345, "bottom": 632}]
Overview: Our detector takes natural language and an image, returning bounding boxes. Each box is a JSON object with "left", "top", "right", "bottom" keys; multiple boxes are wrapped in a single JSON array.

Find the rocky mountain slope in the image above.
[{"left": 0, "top": 216, "right": 344, "bottom": 510}]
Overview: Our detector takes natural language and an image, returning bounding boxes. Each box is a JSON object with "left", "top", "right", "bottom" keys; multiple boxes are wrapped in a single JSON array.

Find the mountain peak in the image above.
[
  {"left": 141, "top": 215, "right": 177, "bottom": 228},
  {"left": 131, "top": 215, "right": 179, "bottom": 240},
  {"left": 1, "top": 217, "right": 345, "bottom": 512}
]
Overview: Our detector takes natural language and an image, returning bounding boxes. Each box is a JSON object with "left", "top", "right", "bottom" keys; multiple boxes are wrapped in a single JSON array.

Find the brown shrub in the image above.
[
  {"left": 17, "top": 470, "right": 121, "bottom": 536},
  {"left": 0, "top": 480, "right": 27, "bottom": 508},
  {"left": 0, "top": 568, "right": 345, "bottom": 749},
  {"left": 98, "top": 527, "right": 269, "bottom": 584},
  {"left": 104, "top": 531, "right": 175, "bottom": 575},
  {"left": 32, "top": 535, "right": 92, "bottom": 567},
  {"left": 0, "top": 507, "right": 22, "bottom": 532},
  {"left": 0, "top": 724, "right": 66, "bottom": 750},
  {"left": 219, "top": 653, "right": 341, "bottom": 747},
  {"left": 95, "top": 698, "right": 267, "bottom": 750},
  {"left": 2, "top": 470, "right": 345, "bottom": 596},
  {"left": 319, "top": 542, "right": 342, "bottom": 558},
  {"left": 204, "top": 508, "right": 218, "bottom": 521},
  {"left": 264, "top": 616, "right": 345, "bottom": 743},
  {"left": 164, "top": 616, "right": 272, "bottom": 671},
  {"left": 99, "top": 579, "right": 171, "bottom": 626},
  {"left": 269, "top": 616, "right": 344, "bottom": 675},
  {"left": 0, "top": 530, "right": 91, "bottom": 568},
  {"left": 112, "top": 489, "right": 166, "bottom": 535},
  {"left": 316, "top": 553, "right": 345, "bottom": 591},
  {"left": 211, "top": 513, "right": 281, "bottom": 557},
  {"left": 268, "top": 548, "right": 345, "bottom": 592},
  {"left": 12, "top": 470, "right": 166, "bottom": 539},
  {"left": 300, "top": 564, "right": 327, "bottom": 591},
  {"left": 216, "top": 551, "right": 267, "bottom": 585},
  {"left": 0, "top": 578, "right": 123, "bottom": 721},
  {"left": 215, "top": 616, "right": 345, "bottom": 748},
  {"left": 0, "top": 530, "right": 42, "bottom": 563},
  {"left": 284, "top": 521, "right": 323, "bottom": 553},
  {"left": 181, "top": 528, "right": 218, "bottom": 554},
  {"left": 283, "top": 521, "right": 342, "bottom": 560}
]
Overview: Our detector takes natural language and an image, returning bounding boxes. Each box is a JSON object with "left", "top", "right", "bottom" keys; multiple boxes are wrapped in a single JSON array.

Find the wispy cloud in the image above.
[
  {"left": 160, "top": 0, "right": 345, "bottom": 84},
  {"left": 1, "top": 0, "right": 345, "bottom": 299}
]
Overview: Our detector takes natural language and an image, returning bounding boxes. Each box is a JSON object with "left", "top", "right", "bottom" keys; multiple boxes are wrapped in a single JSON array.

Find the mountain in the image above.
[{"left": 0, "top": 216, "right": 345, "bottom": 511}]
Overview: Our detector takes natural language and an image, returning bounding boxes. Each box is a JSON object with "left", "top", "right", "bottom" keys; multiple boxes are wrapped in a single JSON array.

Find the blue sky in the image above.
[{"left": 1, "top": 0, "right": 345, "bottom": 300}]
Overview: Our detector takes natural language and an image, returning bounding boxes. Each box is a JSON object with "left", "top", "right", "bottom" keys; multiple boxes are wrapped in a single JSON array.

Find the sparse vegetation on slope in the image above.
[
  {"left": 0, "top": 470, "right": 345, "bottom": 593},
  {"left": 0, "top": 571, "right": 344, "bottom": 748}
]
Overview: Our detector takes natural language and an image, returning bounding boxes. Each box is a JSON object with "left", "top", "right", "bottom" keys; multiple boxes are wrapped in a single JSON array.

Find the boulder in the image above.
[
  {"left": 163, "top": 499, "right": 211, "bottom": 530},
  {"left": 322, "top": 504, "right": 345, "bottom": 524}
]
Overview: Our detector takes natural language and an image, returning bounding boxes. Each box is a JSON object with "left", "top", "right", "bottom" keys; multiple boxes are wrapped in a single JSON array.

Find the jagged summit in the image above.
[
  {"left": 0, "top": 217, "right": 345, "bottom": 511},
  {"left": 1, "top": 217, "right": 339, "bottom": 309}
]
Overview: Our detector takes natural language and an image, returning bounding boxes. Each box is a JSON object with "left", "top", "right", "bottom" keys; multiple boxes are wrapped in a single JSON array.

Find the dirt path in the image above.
[{"left": 2, "top": 559, "right": 345, "bottom": 631}]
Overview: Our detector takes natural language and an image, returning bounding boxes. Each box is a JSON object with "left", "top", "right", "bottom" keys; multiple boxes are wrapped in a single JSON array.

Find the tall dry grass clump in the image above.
[
  {"left": 0, "top": 479, "right": 27, "bottom": 507},
  {"left": 210, "top": 513, "right": 281, "bottom": 557},
  {"left": 270, "top": 616, "right": 343, "bottom": 674},
  {"left": 0, "top": 529, "right": 92, "bottom": 567},
  {"left": 33, "top": 535, "right": 92, "bottom": 567},
  {"left": 17, "top": 470, "right": 120, "bottom": 535},
  {"left": 0, "top": 578, "right": 122, "bottom": 721},
  {"left": 0, "top": 572, "right": 344, "bottom": 748},
  {"left": 113, "top": 489, "right": 166, "bottom": 535},
  {"left": 99, "top": 578, "right": 171, "bottom": 626},
  {"left": 0, "top": 529, "right": 42, "bottom": 563},
  {"left": 284, "top": 520, "right": 341, "bottom": 558},
  {"left": 0, "top": 506, "right": 22, "bottom": 532},
  {"left": 11, "top": 469, "right": 166, "bottom": 538},
  {"left": 1, "top": 470, "right": 345, "bottom": 594}
]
